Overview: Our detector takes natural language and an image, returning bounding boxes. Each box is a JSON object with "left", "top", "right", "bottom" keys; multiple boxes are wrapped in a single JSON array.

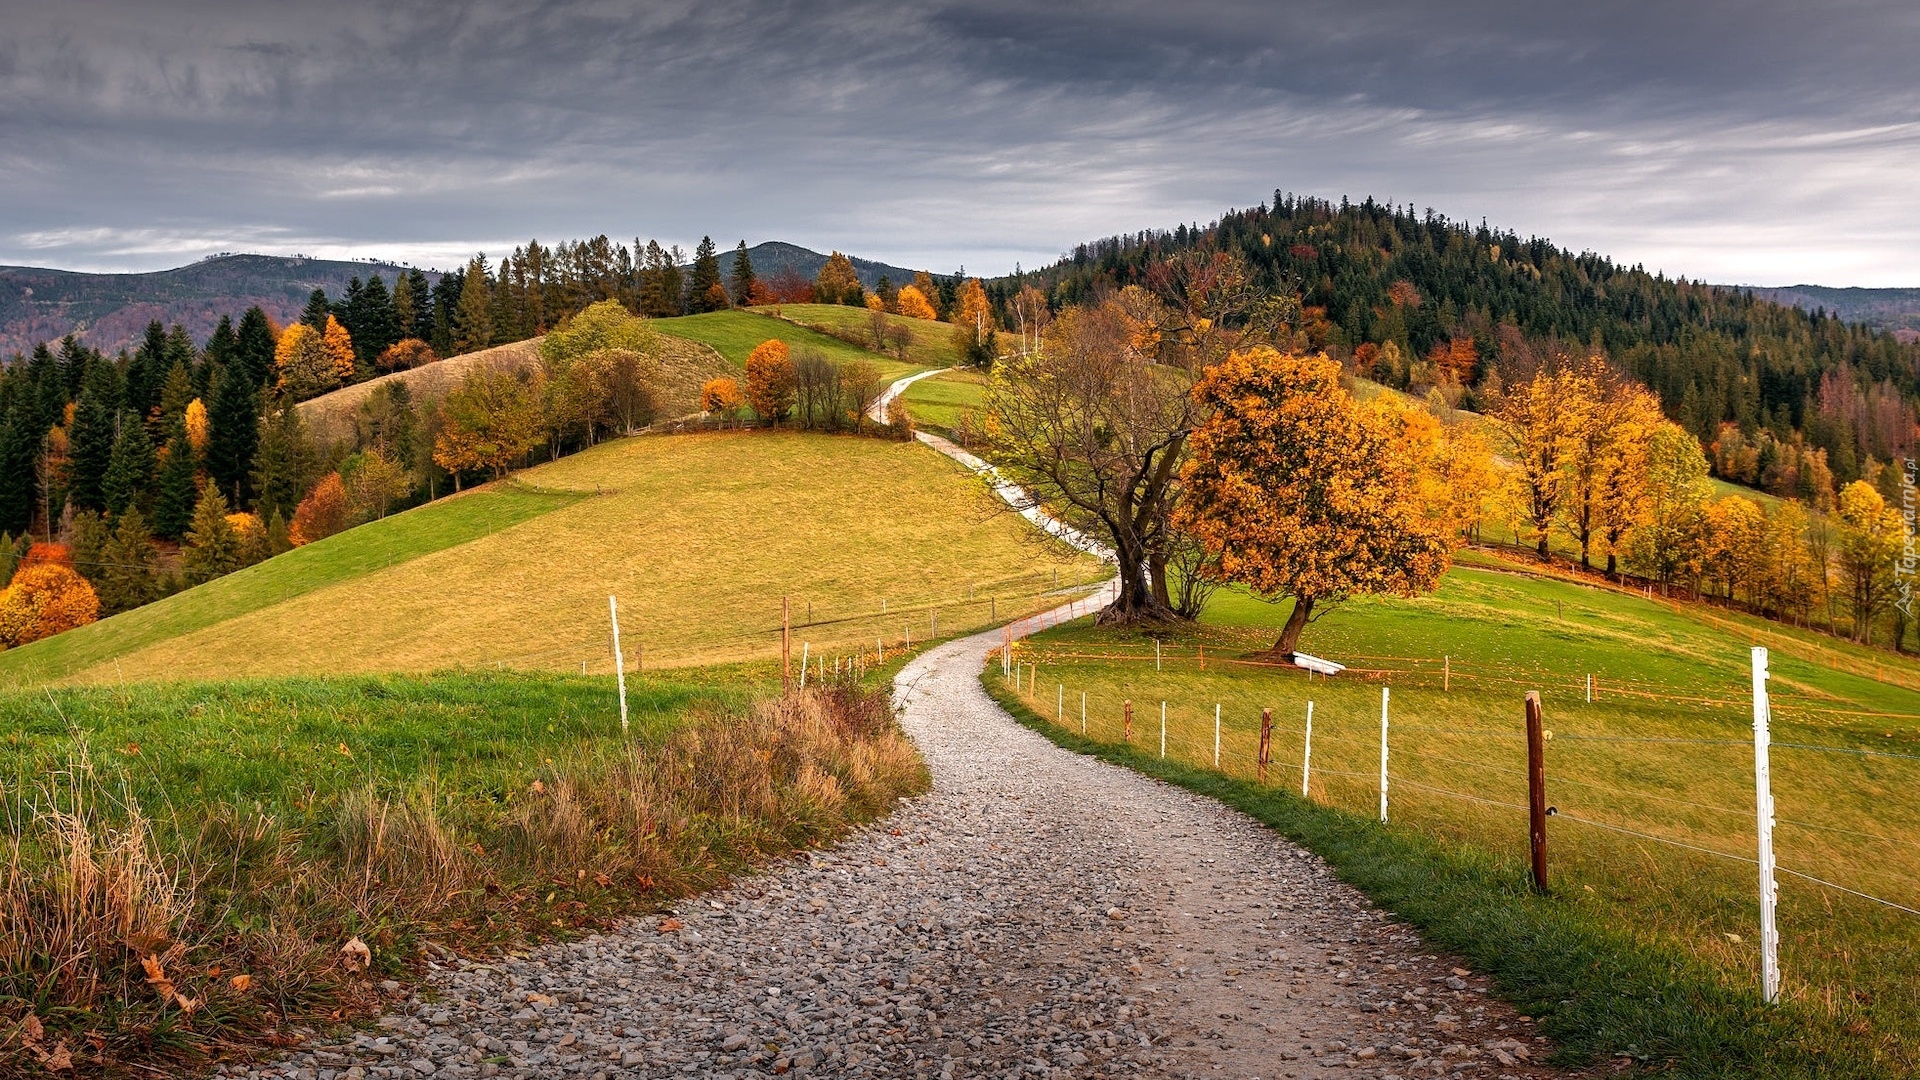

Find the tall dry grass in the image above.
[{"left": 1, "top": 678, "right": 923, "bottom": 1076}]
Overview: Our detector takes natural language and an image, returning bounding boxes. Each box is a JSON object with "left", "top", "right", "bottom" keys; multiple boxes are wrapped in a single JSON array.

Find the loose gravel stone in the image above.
[{"left": 241, "top": 604, "right": 1584, "bottom": 1078}]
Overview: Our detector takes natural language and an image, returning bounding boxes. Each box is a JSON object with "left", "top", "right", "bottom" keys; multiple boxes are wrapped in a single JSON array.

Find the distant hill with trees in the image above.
[
  {"left": 997, "top": 193, "right": 1920, "bottom": 492},
  {"left": 1735, "top": 284, "right": 1920, "bottom": 340},
  {"left": 0, "top": 255, "right": 434, "bottom": 356},
  {"left": 720, "top": 242, "right": 922, "bottom": 292}
]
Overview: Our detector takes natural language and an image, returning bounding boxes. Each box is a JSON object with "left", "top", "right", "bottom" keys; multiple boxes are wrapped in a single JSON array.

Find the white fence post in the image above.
[
  {"left": 1081, "top": 691, "right": 1087, "bottom": 735},
  {"left": 799, "top": 642, "right": 809, "bottom": 690},
  {"left": 1160, "top": 702, "right": 1166, "bottom": 759},
  {"left": 1752, "top": 646, "right": 1780, "bottom": 1004},
  {"left": 1058, "top": 684, "right": 1064, "bottom": 722},
  {"left": 608, "top": 595, "right": 629, "bottom": 735},
  {"left": 1379, "top": 687, "right": 1390, "bottom": 823},
  {"left": 1213, "top": 704, "right": 1221, "bottom": 769},
  {"left": 1302, "top": 701, "right": 1314, "bottom": 797}
]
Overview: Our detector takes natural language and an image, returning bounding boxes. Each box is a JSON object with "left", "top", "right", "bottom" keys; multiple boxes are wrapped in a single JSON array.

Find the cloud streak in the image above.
[{"left": 0, "top": 0, "right": 1915, "bottom": 284}]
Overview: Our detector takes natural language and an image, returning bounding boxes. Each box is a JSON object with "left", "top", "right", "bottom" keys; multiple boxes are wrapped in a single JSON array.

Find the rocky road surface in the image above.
[{"left": 235, "top": 610, "right": 1578, "bottom": 1080}]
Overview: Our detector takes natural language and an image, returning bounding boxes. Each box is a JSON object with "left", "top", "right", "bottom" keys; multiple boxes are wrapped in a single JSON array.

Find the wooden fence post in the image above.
[
  {"left": 1258, "top": 707, "right": 1272, "bottom": 784},
  {"left": 1444, "top": 654, "right": 1450, "bottom": 692},
  {"left": 1124, "top": 699, "right": 1134, "bottom": 742},
  {"left": 1526, "top": 691, "right": 1549, "bottom": 894}
]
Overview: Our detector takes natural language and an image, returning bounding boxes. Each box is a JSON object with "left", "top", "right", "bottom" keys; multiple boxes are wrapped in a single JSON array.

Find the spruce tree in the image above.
[
  {"left": 251, "top": 405, "right": 318, "bottom": 523},
  {"left": 453, "top": 257, "right": 494, "bottom": 354},
  {"left": 301, "top": 288, "right": 332, "bottom": 331},
  {"left": 431, "top": 269, "right": 462, "bottom": 354},
  {"left": 158, "top": 361, "right": 194, "bottom": 430},
  {"left": 264, "top": 507, "right": 292, "bottom": 556},
  {"left": 182, "top": 483, "right": 242, "bottom": 584},
  {"left": 98, "top": 508, "right": 160, "bottom": 615},
  {"left": 206, "top": 314, "right": 238, "bottom": 369},
  {"left": 407, "top": 268, "right": 435, "bottom": 342},
  {"left": 66, "top": 363, "right": 122, "bottom": 513},
  {"left": 102, "top": 410, "right": 155, "bottom": 516},
  {"left": 206, "top": 365, "right": 260, "bottom": 506},
  {"left": 68, "top": 508, "right": 109, "bottom": 581},
  {"left": 124, "top": 321, "right": 168, "bottom": 422},
  {"left": 153, "top": 424, "right": 199, "bottom": 540},
  {"left": 391, "top": 273, "right": 416, "bottom": 346},
  {"left": 28, "top": 342, "right": 63, "bottom": 434},
  {"left": 57, "top": 334, "right": 93, "bottom": 399},
  {"left": 0, "top": 396, "right": 38, "bottom": 536},
  {"left": 688, "top": 236, "right": 723, "bottom": 312},
  {"left": 730, "top": 241, "right": 757, "bottom": 307},
  {"left": 234, "top": 306, "right": 276, "bottom": 390}
]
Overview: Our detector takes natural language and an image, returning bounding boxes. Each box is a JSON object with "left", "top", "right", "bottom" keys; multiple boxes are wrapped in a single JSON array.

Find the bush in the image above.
[
  {"left": 375, "top": 338, "right": 439, "bottom": 373},
  {"left": 0, "top": 563, "right": 100, "bottom": 647},
  {"left": 289, "top": 474, "right": 349, "bottom": 546}
]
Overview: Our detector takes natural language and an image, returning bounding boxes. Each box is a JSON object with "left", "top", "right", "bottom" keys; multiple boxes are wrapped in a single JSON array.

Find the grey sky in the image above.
[{"left": 2, "top": 1, "right": 1916, "bottom": 284}]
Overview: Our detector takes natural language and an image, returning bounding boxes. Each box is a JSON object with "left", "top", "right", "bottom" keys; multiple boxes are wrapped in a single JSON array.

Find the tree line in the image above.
[{"left": 997, "top": 193, "right": 1920, "bottom": 500}]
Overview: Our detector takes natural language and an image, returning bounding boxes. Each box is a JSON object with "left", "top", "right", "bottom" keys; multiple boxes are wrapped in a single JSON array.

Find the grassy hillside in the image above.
[
  {"left": 997, "top": 553, "right": 1920, "bottom": 1075},
  {"left": 899, "top": 367, "right": 989, "bottom": 433},
  {"left": 759, "top": 303, "right": 966, "bottom": 369},
  {"left": 0, "top": 432, "right": 1106, "bottom": 686},
  {"left": 297, "top": 331, "right": 734, "bottom": 447},
  {"left": 653, "top": 309, "right": 919, "bottom": 382}
]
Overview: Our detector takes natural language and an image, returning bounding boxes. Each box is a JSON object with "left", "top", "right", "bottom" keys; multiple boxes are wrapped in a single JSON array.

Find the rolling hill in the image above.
[
  {"left": 0, "top": 253, "right": 432, "bottom": 356},
  {"left": 727, "top": 241, "right": 923, "bottom": 291},
  {"left": 1737, "top": 284, "right": 1920, "bottom": 340}
]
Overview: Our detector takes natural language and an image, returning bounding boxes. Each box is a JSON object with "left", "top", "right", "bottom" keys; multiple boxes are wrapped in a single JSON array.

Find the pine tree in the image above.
[
  {"left": 730, "top": 241, "right": 757, "bottom": 306},
  {"left": 407, "top": 268, "right": 435, "bottom": 342},
  {"left": 58, "top": 335, "right": 93, "bottom": 399},
  {"left": 27, "top": 342, "right": 63, "bottom": 434},
  {"left": 431, "top": 269, "right": 462, "bottom": 354},
  {"left": 454, "top": 257, "right": 495, "bottom": 354},
  {"left": 251, "top": 404, "right": 319, "bottom": 523},
  {"left": 234, "top": 306, "right": 277, "bottom": 390},
  {"left": 0, "top": 395, "right": 38, "bottom": 535},
  {"left": 124, "top": 320, "right": 168, "bottom": 422},
  {"left": 206, "top": 314, "right": 238, "bottom": 368},
  {"left": 353, "top": 274, "right": 401, "bottom": 366},
  {"left": 206, "top": 364, "right": 260, "bottom": 506},
  {"left": 69, "top": 509, "right": 109, "bottom": 581},
  {"left": 391, "top": 273, "right": 416, "bottom": 346},
  {"left": 102, "top": 411, "right": 155, "bottom": 516},
  {"left": 97, "top": 507, "right": 160, "bottom": 615},
  {"left": 66, "top": 362, "right": 122, "bottom": 513},
  {"left": 153, "top": 423, "right": 199, "bottom": 540},
  {"left": 158, "top": 360, "right": 194, "bottom": 430},
  {"left": 301, "top": 288, "right": 332, "bottom": 331},
  {"left": 688, "top": 237, "right": 724, "bottom": 312},
  {"left": 182, "top": 483, "right": 242, "bottom": 584},
  {"left": 264, "top": 507, "right": 292, "bottom": 556}
]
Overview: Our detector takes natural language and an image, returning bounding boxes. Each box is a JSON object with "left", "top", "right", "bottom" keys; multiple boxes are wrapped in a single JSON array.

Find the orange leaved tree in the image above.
[
  {"left": 0, "top": 563, "right": 100, "bottom": 647},
  {"left": 701, "top": 377, "right": 745, "bottom": 424},
  {"left": 1175, "top": 347, "right": 1456, "bottom": 656},
  {"left": 290, "top": 473, "right": 350, "bottom": 546},
  {"left": 894, "top": 285, "right": 937, "bottom": 321},
  {"left": 432, "top": 367, "right": 543, "bottom": 488},
  {"left": 322, "top": 315, "right": 358, "bottom": 384},
  {"left": 745, "top": 340, "right": 795, "bottom": 423}
]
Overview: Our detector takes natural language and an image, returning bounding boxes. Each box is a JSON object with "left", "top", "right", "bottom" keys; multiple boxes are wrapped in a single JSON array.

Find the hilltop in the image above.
[
  {"left": 0, "top": 253, "right": 433, "bottom": 356},
  {"left": 1736, "top": 283, "right": 1920, "bottom": 340}
]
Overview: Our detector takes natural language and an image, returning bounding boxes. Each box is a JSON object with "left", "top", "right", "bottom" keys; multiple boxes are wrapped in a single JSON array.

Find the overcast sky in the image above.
[{"left": 2, "top": 0, "right": 1916, "bottom": 285}]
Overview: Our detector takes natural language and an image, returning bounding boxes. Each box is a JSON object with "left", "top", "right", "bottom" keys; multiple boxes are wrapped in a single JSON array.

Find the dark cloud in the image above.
[{"left": 0, "top": 0, "right": 1915, "bottom": 284}]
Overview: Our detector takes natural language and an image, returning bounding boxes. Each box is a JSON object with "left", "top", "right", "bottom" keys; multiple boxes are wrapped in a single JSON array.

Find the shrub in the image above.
[
  {"left": 289, "top": 474, "right": 349, "bottom": 546},
  {"left": 0, "top": 563, "right": 100, "bottom": 647},
  {"left": 745, "top": 340, "right": 796, "bottom": 423},
  {"left": 375, "top": 338, "right": 439, "bottom": 373}
]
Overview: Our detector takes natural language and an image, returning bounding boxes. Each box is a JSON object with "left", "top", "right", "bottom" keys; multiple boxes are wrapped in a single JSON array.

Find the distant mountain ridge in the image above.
[
  {"left": 1732, "top": 284, "right": 1920, "bottom": 341},
  {"left": 725, "top": 241, "right": 924, "bottom": 291},
  {"left": 0, "top": 254, "right": 433, "bottom": 357}
]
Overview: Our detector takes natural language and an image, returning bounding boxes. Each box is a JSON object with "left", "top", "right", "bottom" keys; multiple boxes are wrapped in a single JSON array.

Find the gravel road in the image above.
[{"left": 236, "top": 607, "right": 1576, "bottom": 1080}]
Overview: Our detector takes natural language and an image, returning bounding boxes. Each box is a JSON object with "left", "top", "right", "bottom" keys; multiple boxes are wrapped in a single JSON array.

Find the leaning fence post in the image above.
[
  {"left": 609, "top": 595, "right": 629, "bottom": 735},
  {"left": 1379, "top": 686, "right": 1390, "bottom": 823},
  {"left": 1753, "top": 646, "right": 1781, "bottom": 1004},
  {"left": 1586, "top": 673, "right": 1593, "bottom": 703},
  {"left": 1526, "top": 691, "right": 1549, "bottom": 893},
  {"left": 1258, "top": 708, "right": 1272, "bottom": 784},
  {"left": 781, "top": 595, "right": 792, "bottom": 694},
  {"left": 1124, "top": 699, "right": 1134, "bottom": 742},
  {"left": 1301, "top": 701, "right": 1314, "bottom": 797},
  {"left": 799, "top": 642, "right": 810, "bottom": 690}
]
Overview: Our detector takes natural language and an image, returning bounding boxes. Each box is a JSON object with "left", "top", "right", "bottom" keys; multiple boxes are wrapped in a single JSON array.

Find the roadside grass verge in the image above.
[
  {"left": 7, "top": 432, "right": 1107, "bottom": 685},
  {"left": 984, "top": 672, "right": 1869, "bottom": 1079},
  {"left": 0, "top": 485, "right": 583, "bottom": 687},
  {"left": 2, "top": 669, "right": 925, "bottom": 1074},
  {"left": 988, "top": 557, "right": 1920, "bottom": 1076}
]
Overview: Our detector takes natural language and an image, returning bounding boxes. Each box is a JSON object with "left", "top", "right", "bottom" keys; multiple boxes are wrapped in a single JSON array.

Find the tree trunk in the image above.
[
  {"left": 1579, "top": 529, "right": 1591, "bottom": 569},
  {"left": 1149, "top": 551, "right": 1172, "bottom": 611},
  {"left": 1605, "top": 552, "right": 1617, "bottom": 577},
  {"left": 1274, "top": 595, "right": 1315, "bottom": 654},
  {"left": 1535, "top": 531, "right": 1549, "bottom": 559}
]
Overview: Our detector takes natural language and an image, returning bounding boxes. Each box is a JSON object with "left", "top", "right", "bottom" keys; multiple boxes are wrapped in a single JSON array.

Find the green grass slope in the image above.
[{"left": 654, "top": 309, "right": 920, "bottom": 381}]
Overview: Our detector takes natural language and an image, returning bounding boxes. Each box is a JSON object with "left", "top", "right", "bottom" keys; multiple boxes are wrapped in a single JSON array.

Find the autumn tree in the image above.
[
  {"left": 274, "top": 322, "right": 339, "bottom": 400},
  {"left": 1836, "top": 480, "right": 1904, "bottom": 643},
  {"left": 895, "top": 285, "right": 937, "bottom": 321},
  {"left": 453, "top": 255, "right": 496, "bottom": 353},
  {"left": 289, "top": 473, "right": 350, "bottom": 545},
  {"left": 341, "top": 450, "right": 413, "bottom": 523},
  {"left": 0, "top": 563, "right": 100, "bottom": 647},
  {"left": 432, "top": 367, "right": 543, "bottom": 487},
  {"left": 1175, "top": 348, "right": 1456, "bottom": 655},
  {"left": 1496, "top": 361, "right": 1597, "bottom": 559},
  {"left": 1624, "top": 423, "right": 1713, "bottom": 588},
  {"left": 949, "top": 278, "right": 996, "bottom": 366},
  {"left": 1008, "top": 284, "right": 1051, "bottom": 355},
  {"left": 745, "top": 339, "right": 796, "bottom": 423},
  {"left": 322, "top": 315, "right": 358, "bottom": 384},
  {"left": 376, "top": 338, "right": 438, "bottom": 372},
  {"left": 182, "top": 483, "right": 244, "bottom": 583},
  {"left": 840, "top": 360, "right": 885, "bottom": 424},
  {"left": 814, "top": 252, "right": 863, "bottom": 307},
  {"left": 701, "top": 377, "right": 745, "bottom": 424}
]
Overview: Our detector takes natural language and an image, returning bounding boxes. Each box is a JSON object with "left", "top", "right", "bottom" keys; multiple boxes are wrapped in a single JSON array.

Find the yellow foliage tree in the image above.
[
  {"left": 1836, "top": 480, "right": 1904, "bottom": 643},
  {"left": 744, "top": 339, "right": 795, "bottom": 422},
  {"left": 894, "top": 285, "right": 937, "bottom": 321},
  {"left": 273, "top": 322, "right": 338, "bottom": 399},
  {"left": 1175, "top": 347, "right": 1457, "bottom": 655},
  {"left": 184, "top": 398, "right": 210, "bottom": 453},
  {"left": 1496, "top": 362, "right": 1597, "bottom": 559},
  {"left": 814, "top": 252, "right": 863, "bottom": 306},
  {"left": 700, "top": 377, "right": 745, "bottom": 421},
  {"left": 432, "top": 368, "right": 543, "bottom": 488},
  {"left": 322, "top": 315, "right": 357, "bottom": 383},
  {"left": 0, "top": 563, "right": 100, "bottom": 647}
]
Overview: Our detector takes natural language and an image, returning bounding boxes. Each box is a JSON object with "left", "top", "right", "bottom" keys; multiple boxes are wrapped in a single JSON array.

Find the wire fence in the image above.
[{"left": 994, "top": 637, "right": 1920, "bottom": 1008}]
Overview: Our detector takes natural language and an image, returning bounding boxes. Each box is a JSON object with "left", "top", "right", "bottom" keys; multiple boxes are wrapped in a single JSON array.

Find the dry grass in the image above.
[
  {"left": 56, "top": 432, "right": 1106, "bottom": 683},
  {"left": 1, "top": 675, "right": 923, "bottom": 1075},
  {"left": 296, "top": 332, "right": 734, "bottom": 447}
]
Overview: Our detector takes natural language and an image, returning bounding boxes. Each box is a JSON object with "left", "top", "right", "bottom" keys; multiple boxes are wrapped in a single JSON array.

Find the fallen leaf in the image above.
[
  {"left": 121, "top": 743, "right": 140, "bottom": 756},
  {"left": 141, "top": 954, "right": 178, "bottom": 1003},
  {"left": 530, "top": 779, "right": 546, "bottom": 794},
  {"left": 593, "top": 873, "right": 612, "bottom": 887},
  {"left": 657, "top": 917, "right": 685, "bottom": 933},
  {"left": 43, "top": 1040, "right": 74, "bottom": 1071},
  {"left": 230, "top": 974, "right": 253, "bottom": 991},
  {"left": 576, "top": 869, "right": 586, "bottom": 880},
  {"left": 341, "top": 936, "right": 372, "bottom": 972},
  {"left": 20, "top": 1014, "right": 44, "bottom": 1045},
  {"left": 1724, "top": 933, "right": 1743, "bottom": 943},
  {"left": 335, "top": 742, "right": 353, "bottom": 757}
]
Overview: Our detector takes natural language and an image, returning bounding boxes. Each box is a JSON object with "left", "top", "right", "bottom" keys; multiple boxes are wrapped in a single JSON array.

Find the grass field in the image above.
[
  {"left": 997, "top": 555, "right": 1920, "bottom": 1075},
  {"left": 899, "top": 367, "right": 989, "bottom": 434},
  {"left": 654, "top": 309, "right": 922, "bottom": 384},
  {"left": 756, "top": 303, "right": 965, "bottom": 369},
  {"left": 0, "top": 432, "right": 1106, "bottom": 686}
]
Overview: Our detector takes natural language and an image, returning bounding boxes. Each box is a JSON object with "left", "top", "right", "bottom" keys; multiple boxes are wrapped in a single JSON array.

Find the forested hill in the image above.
[
  {"left": 1006, "top": 194, "right": 1920, "bottom": 492},
  {"left": 1736, "top": 285, "right": 1920, "bottom": 340},
  {"left": 0, "top": 255, "right": 431, "bottom": 357}
]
